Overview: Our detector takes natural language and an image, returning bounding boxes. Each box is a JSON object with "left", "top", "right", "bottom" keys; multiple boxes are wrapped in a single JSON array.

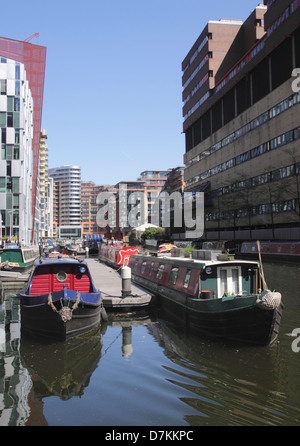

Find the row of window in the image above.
[
  {"left": 266, "top": 1, "right": 299, "bottom": 38},
  {"left": 182, "top": 35, "right": 209, "bottom": 75},
  {"left": 183, "top": 73, "right": 209, "bottom": 106},
  {"left": 212, "top": 163, "right": 300, "bottom": 198},
  {"left": 214, "top": 0, "right": 299, "bottom": 97},
  {"left": 134, "top": 260, "right": 192, "bottom": 288},
  {"left": 183, "top": 91, "right": 210, "bottom": 122},
  {"left": 182, "top": 54, "right": 209, "bottom": 90},
  {"left": 187, "top": 125, "right": 300, "bottom": 188},
  {"left": 205, "top": 199, "right": 296, "bottom": 222},
  {"left": 186, "top": 91, "right": 300, "bottom": 169}
]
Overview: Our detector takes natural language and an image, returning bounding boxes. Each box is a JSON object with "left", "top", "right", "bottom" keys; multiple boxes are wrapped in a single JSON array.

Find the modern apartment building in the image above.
[
  {"left": 182, "top": 1, "right": 300, "bottom": 241},
  {"left": 0, "top": 37, "right": 46, "bottom": 245},
  {"left": 39, "top": 130, "right": 53, "bottom": 238},
  {"left": 137, "top": 170, "right": 170, "bottom": 224},
  {"left": 81, "top": 181, "right": 104, "bottom": 238},
  {"left": 48, "top": 165, "right": 82, "bottom": 239}
]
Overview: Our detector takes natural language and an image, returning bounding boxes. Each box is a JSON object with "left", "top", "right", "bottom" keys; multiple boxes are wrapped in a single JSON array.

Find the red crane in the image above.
[{"left": 24, "top": 33, "right": 40, "bottom": 43}]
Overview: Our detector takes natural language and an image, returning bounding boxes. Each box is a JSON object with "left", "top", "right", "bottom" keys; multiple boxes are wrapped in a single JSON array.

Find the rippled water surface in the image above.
[{"left": 0, "top": 262, "right": 299, "bottom": 426}]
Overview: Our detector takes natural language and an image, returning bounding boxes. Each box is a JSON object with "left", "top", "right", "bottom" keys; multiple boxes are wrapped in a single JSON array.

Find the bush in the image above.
[{"left": 141, "top": 227, "right": 165, "bottom": 241}]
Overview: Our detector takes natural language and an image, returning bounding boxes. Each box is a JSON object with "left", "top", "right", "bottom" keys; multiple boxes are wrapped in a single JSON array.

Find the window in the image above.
[
  {"left": 218, "top": 266, "right": 241, "bottom": 298},
  {"left": 0, "top": 80, "right": 6, "bottom": 95},
  {"left": 0, "top": 112, "right": 6, "bottom": 127},
  {"left": 7, "top": 112, "right": 13, "bottom": 127},
  {"left": 156, "top": 264, "right": 164, "bottom": 280},
  {"left": 0, "top": 177, "right": 5, "bottom": 193},
  {"left": 148, "top": 261, "right": 155, "bottom": 276},
  {"left": 169, "top": 267, "right": 179, "bottom": 285},
  {"left": 184, "top": 269, "right": 192, "bottom": 288},
  {"left": 1, "top": 144, "right": 5, "bottom": 160},
  {"left": 13, "top": 145, "right": 19, "bottom": 160},
  {"left": 141, "top": 261, "right": 147, "bottom": 274}
]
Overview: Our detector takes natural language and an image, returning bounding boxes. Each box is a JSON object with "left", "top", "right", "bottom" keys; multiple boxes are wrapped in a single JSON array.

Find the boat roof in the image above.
[
  {"left": 131, "top": 254, "right": 259, "bottom": 268},
  {"left": 33, "top": 256, "right": 88, "bottom": 267}
]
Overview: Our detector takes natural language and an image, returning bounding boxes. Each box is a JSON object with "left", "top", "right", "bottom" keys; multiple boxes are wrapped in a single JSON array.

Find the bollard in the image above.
[{"left": 121, "top": 265, "right": 131, "bottom": 297}]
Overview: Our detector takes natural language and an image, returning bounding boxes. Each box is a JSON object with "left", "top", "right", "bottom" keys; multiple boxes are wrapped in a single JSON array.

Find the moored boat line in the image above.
[{"left": 238, "top": 240, "right": 300, "bottom": 262}]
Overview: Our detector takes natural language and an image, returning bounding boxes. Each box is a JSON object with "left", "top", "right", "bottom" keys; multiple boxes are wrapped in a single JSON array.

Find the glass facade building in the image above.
[{"left": 0, "top": 37, "right": 46, "bottom": 244}]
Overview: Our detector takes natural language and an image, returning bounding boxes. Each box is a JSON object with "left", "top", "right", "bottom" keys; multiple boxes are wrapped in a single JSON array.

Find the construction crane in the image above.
[{"left": 24, "top": 32, "right": 40, "bottom": 43}]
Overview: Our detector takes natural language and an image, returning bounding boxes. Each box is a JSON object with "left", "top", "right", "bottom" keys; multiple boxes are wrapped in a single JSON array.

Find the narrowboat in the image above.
[
  {"left": 238, "top": 241, "right": 300, "bottom": 263},
  {"left": 99, "top": 244, "right": 139, "bottom": 268},
  {"left": 20, "top": 256, "right": 105, "bottom": 341},
  {"left": 0, "top": 246, "right": 37, "bottom": 272},
  {"left": 129, "top": 252, "right": 283, "bottom": 345}
]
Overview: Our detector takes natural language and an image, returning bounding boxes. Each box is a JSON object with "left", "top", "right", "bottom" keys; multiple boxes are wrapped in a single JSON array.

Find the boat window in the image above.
[
  {"left": 56, "top": 271, "right": 68, "bottom": 283},
  {"left": 218, "top": 266, "right": 241, "bottom": 298},
  {"left": 148, "top": 261, "right": 155, "bottom": 276},
  {"left": 183, "top": 269, "right": 192, "bottom": 288},
  {"left": 141, "top": 261, "right": 147, "bottom": 273},
  {"left": 156, "top": 264, "right": 165, "bottom": 280},
  {"left": 169, "top": 267, "right": 179, "bottom": 285}
]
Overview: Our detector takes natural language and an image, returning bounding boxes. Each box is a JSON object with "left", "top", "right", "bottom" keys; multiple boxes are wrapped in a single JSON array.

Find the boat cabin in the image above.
[
  {"left": 129, "top": 254, "right": 259, "bottom": 299},
  {"left": 99, "top": 244, "right": 139, "bottom": 267},
  {"left": 27, "top": 258, "right": 94, "bottom": 296}
]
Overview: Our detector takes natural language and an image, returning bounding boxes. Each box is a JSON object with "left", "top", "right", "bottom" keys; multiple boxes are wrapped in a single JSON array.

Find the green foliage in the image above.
[{"left": 141, "top": 227, "right": 165, "bottom": 241}]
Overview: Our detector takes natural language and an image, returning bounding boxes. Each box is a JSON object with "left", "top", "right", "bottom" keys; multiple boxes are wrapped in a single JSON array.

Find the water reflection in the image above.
[
  {"left": 149, "top": 318, "right": 292, "bottom": 425},
  {"left": 0, "top": 294, "right": 31, "bottom": 426},
  {"left": 20, "top": 329, "right": 102, "bottom": 401}
]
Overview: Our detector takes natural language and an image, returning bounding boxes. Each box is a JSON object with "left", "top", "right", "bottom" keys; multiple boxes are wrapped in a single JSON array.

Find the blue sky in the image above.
[{"left": 1, "top": 0, "right": 259, "bottom": 185}]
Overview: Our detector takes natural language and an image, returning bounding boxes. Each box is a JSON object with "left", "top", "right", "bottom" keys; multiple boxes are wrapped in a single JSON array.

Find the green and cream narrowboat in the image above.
[{"left": 0, "top": 246, "right": 37, "bottom": 272}]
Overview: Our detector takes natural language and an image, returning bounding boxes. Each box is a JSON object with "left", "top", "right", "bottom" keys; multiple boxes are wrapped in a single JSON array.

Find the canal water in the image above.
[{"left": 0, "top": 262, "right": 299, "bottom": 427}]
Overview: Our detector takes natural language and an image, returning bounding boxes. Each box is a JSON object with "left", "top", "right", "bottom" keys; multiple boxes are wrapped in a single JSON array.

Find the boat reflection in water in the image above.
[{"left": 20, "top": 328, "right": 102, "bottom": 401}]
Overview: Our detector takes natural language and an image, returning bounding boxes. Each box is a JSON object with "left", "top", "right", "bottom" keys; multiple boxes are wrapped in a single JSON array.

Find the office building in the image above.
[
  {"left": 182, "top": 1, "right": 300, "bottom": 241},
  {"left": 0, "top": 37, "right": 46, "bottom": 245}
]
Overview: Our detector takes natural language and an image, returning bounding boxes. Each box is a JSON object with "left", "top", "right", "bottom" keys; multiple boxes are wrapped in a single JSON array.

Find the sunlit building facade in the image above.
[
  {"left": 0, "top": 37, "right": 46, "bottom": 245},
  {"left": 182, "top": 1, "right": 300, "bottom": 241},
  {"left": 49, "top": 165, "right": 82, "bottom": 239}
]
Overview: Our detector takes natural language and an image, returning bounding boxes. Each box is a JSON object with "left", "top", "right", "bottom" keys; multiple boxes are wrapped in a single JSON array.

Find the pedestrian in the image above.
[{"left": 85, "top": 245, "right": 89, "bottom": 259}]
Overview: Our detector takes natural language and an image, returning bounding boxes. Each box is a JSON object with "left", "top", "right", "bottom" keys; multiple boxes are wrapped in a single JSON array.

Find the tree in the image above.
[{"left": 141, "top": 227, "right": 165, "bottom": 241}]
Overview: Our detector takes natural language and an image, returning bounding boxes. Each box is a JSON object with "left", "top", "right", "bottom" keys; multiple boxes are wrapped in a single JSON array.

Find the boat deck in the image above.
[{"left": 85, "top": 258, "right": 153, "bottom": 310}]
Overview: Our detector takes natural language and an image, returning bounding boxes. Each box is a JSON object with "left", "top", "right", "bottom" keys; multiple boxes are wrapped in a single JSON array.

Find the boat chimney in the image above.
[{"left": 121, "top": 265, "right": 131, "bottom": 297}]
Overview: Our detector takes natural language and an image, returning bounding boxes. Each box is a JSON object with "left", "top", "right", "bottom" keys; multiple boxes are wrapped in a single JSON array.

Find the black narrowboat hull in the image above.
[
  {"left": 157, "top": 292, "right": 282, "bottom": 345},
  {"left": 20, "top": 292, "right": 102, "bottom": 342},
  {"left": 132, "top": 275, "right": 283, "bottom": 346}
]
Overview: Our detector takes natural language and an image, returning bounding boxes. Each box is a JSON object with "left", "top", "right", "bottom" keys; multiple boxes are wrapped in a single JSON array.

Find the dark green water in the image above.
[{"left": 0, "top": 262, "right": 299, "bottom": 426}]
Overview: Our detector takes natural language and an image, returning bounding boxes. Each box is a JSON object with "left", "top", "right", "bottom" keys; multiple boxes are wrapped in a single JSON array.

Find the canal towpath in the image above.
[{"left": 85, "top": 258, "right": 153, "bottom": 311}]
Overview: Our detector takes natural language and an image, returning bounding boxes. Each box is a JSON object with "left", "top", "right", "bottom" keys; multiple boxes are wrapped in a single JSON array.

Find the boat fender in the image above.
[
  {"left": 256, "top": 290, "right": 282, "bottom": 310},
  {"left": 101, "top": 304, "right": 108, "bottom": 322},
  {"left": 121, "top": 265, "right": 131, "bottom": 297}
]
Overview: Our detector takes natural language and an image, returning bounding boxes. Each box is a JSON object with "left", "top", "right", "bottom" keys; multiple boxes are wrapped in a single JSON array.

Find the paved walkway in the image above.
[{"left": 85, "top": 258, "right": 153, "bottom": 310}]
